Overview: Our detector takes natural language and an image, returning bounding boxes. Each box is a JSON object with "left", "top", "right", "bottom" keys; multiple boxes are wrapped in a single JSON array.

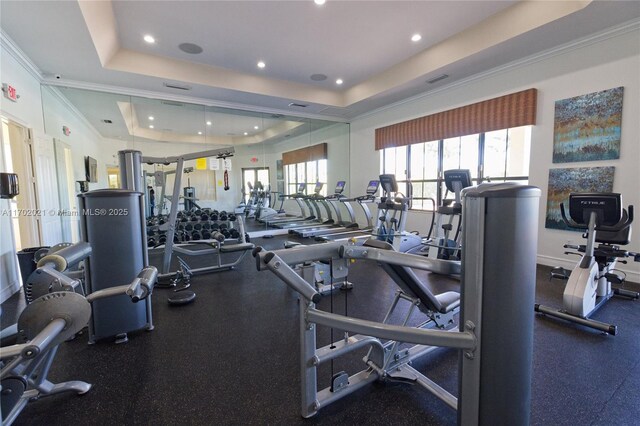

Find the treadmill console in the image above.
[
  {"left": 334, "top": 181, "right": 346, "bottom": 194},
  {"left": 366, "top": 180, "right": 380, "bottom": 195},
  {"left": 297, "top": 183, "right": 306, "bottom": 194},
  {"left": 313, "top": 182, "right": 324, "bottom": 194}
]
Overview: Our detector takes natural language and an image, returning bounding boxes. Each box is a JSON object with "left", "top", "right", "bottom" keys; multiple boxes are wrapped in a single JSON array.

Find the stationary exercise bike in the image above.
[{"left": 535, "top": 193, "right": 639, "bottom": 335}]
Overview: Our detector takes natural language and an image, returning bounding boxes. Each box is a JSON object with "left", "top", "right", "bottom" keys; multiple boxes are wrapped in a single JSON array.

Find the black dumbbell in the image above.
[
  {"left": 219, "top": 223, "right": 228, "bottom": 230},
  {"left": 202, "top": 229, "right": 211, "bottom": 240},
  {"left": 244, "top": 233, "right": 250, "bottom": 243},
  {"left": 228, "top": 214, "right": 236, "bottom": 222},
  {"left": 190, "top": 215, "right": 199, "bottom": 222},
  {"left": 211, "top": 223, "right": 219, "bottom": 231},
  {"left": 210, "top": 214, "right": 218, "bottom": 221},
  {"left": 185, "top": 223, "right": 194, "bottom": 232},
  {"left": 191, "top": 230, "right": 202, "bottom": 240},
  {"left": 194, "top": 223, "right": 202, "bottom": 231},
  {"left": 221, "top": 229, "right": 230, "bottom": 239},
  {"left": 200, "top": 214, "right": 209, "bottom": 221},
  {"left": 219, "top": 213, "right": 228, "bottom": 221},
  {"left": 202, "top": 222, "right": 211, "bottom": 230},
  {"left": 229, "top": 229, "right": 240, "bottom": 239}
]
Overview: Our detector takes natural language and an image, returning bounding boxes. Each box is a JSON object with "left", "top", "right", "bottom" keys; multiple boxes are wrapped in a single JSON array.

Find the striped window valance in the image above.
[
  {"left": 375, "top": 88, "right": 537, "bottom": 150},
  {"left": 282, "top": 143, "right": 328, "bottom": 165}
]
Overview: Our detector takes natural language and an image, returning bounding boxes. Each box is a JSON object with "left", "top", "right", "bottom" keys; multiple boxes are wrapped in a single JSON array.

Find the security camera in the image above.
[{"left": 55, "top": 74, "right": 61, "bottom": 80}]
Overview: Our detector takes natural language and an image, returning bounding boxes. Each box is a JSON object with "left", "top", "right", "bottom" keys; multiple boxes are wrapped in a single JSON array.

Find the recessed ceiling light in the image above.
[
  {"left": 254, "top": 125, "right": 259, "bottom": 130},
  {"left": 206, "top": 121, "right": 212, "bottom": 126},
  {"left": 198, "top": 131, "right": 202, "bottom": 135},
  {"left": 149, "top": 125, "right": 154, "bottom": 129},
  {"left": 314, "top": 0, "right": 326, "bottom": 5},
  {"left": 148, "top": 116, "right": 154, "bottom": 121},
  {"left": 143, "top": 35, "right": 155, "bottom": 44},
  {"left": 244, "top": 132, "right": 248, "bottom": 136},
  {"left": 257, "top": 61, "right": 266, "bottom": 69},
  {"left": 336, "top": 78, "right": 343, "bottom": 85},
  {"left": 411, "top": 34, "right": 422, "bottom": 42}
]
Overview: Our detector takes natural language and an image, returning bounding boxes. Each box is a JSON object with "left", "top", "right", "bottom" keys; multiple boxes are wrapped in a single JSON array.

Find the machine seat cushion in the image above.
[
  {"left": 434, "top": 291, "right": 461, "bottom": 313},
  {"left": 219, "top": 243, "right": 255, "bottom": 253}
]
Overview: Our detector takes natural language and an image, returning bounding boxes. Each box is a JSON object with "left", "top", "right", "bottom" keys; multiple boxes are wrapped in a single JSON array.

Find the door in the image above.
[
  {"left": 242, "top": 167, "right": 270, "bottom": 204},
  {"left": 33, "top": 132, "right": 62, "bottom": 245},
  {"left": 54, "top": 139, "right": 80, "bottom": 242}
]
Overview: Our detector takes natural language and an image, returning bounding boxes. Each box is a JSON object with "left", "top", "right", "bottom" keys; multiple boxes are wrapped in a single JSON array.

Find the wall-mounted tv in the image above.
[{"left": 85, "top": 156, "right": 98, "bottom": 183}]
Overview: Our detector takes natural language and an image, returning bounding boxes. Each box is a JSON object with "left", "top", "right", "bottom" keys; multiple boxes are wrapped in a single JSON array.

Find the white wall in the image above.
[{"left": 349, "top": 28, "right": 640, "bottom": 281}]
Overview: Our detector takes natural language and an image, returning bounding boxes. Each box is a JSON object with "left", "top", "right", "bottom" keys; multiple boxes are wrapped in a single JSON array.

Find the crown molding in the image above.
[
  {"left": 0, "top": 30, "right": 43, "bottom": 82},
  {"left": 40, "top": 85, "right": 103, "bottom": 141},
  {"left": 41, "top": 78, "right": 349, "bottom": 124},
  {"left": 352, "top": 18, "right": 640, "bottom": 122}
]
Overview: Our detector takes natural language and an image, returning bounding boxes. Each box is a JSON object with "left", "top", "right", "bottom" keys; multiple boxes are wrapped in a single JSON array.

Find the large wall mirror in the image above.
[{"left": 40, "top": 85, "right": 349, "bottom": 235}]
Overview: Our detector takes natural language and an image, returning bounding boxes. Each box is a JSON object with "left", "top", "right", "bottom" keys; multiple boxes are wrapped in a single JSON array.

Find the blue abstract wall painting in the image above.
[
  {"left": 552, "top": 87, "right": 623, "bottom": 163},
  {"left": 545, "top": 166, "right": 615, "bottom": 231}
]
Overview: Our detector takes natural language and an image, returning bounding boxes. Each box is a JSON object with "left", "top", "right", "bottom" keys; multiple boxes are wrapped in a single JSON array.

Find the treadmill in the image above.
[
  {"left": 273, "top": 182, "right": 333, "bottom": 229},
  {"left": 319, "top": 180, "right": 381, "bottom": 242},
  {"left": 262, "top": 183, "right": 312, "bottom": 225},
  {"left": 290, "top": 181, "right": 359, "bottom": 237}
]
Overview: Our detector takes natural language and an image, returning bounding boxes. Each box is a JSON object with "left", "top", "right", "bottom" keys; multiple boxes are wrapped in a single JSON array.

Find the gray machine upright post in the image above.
[
  {"left": 118, "top": 150, "right": 144, "bottom": 192},
  {"left": 78, "top": 189, "right": 153, "bottom": 342},
  {"left": 458, "top": 183, "right": 540, "bottom": 426}
]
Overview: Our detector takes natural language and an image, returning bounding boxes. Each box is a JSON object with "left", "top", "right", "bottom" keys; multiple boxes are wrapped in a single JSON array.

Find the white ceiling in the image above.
[{"left": 2, "top": 1, "right": 640, "bottom": 120}]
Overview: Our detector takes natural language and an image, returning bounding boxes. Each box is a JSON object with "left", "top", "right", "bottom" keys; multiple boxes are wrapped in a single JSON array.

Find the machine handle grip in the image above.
[
  {"left": 128, "top": 267, "right": 158, "bottom": 302},
  {"left": 22, "top": 318, "right": 67, "bottom": 359}
]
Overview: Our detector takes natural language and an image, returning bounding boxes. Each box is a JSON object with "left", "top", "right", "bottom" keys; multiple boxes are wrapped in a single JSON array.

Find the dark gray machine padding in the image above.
[
  {"left": 362, "top": 239, "right": 460, "bottom": 314},
  {"left": 219, "top": 243, "right": 256, "bottom": 253},
  {"left": 79, "top": 189, "right": 147, "bottom": 341}
]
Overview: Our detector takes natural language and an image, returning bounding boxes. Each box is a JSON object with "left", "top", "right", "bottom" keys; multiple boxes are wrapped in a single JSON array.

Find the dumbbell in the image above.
[
  {"left": 210, "top": 231, "right": 225, "bottom": 242},
  {"left": 211, "top": 223, "right": 219, "bottom": 231},
  {"left": 190, "top": 215, "right": 199, "bottom": 222},
  {"left": 191, "top": 230, "right": 202, "bottom": 240},
  {"left": 210, "top": 214, "right": 218, "bottom": 221},
  {"left": 147, "top": 237, "right": 156, "bottom": 247},
  {"left": 158, "top": 218, "right": 166, "bottom": 225},
  {"left": 178, "top": 223, "right": 185, "bottom": 231},
  {"left": 194, "top": 223, "right": 202, "bottom": 231},
  {"left": 202, "top": 222, "right": 211, "bottom": 230},
  {"left": 219, "top": 213, "right": 228, "bottom": 221},
  {"left": 194, "top": 209, "right": 202, "bottom": 216},
  {"left": 228, "top": 214, "right": 236, "bottom": 222},
  {"left": 180, "top": 216, "right": 188, "bottom": 222},
  {"left": 202, "top": 229, "right": 212, "bottom": 240},
  {"left": 219, "top": 223, "right": 228, "bottom": 230},
  {"left": 221, "top": 229, "right": 230, "bottom": 239},
  {"left": 185, "top": 223, "right": 194, "bottom": 232},
  {"left": 158, "top": 234, "right": 167, "bottom": 245},
  {"left": 200, "top": 214, "right": 209, "bottom": 221},
  {"left": 229, "top": 229, "right": 240, "bottom": 239}
]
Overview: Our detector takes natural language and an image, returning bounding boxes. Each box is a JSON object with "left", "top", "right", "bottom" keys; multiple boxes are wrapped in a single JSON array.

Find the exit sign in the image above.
[{"left": 2, "top": 84, "right": 18, "bottom": 102}]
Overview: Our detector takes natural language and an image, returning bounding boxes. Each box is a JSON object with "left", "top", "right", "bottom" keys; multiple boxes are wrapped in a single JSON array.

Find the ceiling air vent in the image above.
[
  {"left": 427, "top": 74, "right": 449, "bottom": 84},
  {"left": 102, "top": 119, "right": 112, "bottom": 124},
  {"left": 288, "top": 102, "right": 308, "bottom": 108},
  {"left": 161, "top": 100, "right": 185, "bottom": 107},
  {"left": 163, "top": 82, "right": 192, "bottom": 91}
]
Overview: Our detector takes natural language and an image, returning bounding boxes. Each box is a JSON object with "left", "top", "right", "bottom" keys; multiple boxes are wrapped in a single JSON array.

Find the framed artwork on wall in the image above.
[
  {"left": 552, "top": 87, "right": 623, "bottom": 163},
  {"left": 545, "top": 166, "right": 615, "bottom": 231}
]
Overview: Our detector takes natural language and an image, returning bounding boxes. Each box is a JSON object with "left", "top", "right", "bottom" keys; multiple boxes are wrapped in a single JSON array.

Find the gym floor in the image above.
[{"left": 3, "top": 234, "right": 639, "bottom": 425}]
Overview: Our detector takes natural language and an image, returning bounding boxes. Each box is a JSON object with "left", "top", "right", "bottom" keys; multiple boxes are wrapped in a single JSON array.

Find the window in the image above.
[
  {"left": 285, "top": 159, "right": 327, "bottom": 196},
  {"left": 380, "top": 126, "right": 531, "bottom": 210}
]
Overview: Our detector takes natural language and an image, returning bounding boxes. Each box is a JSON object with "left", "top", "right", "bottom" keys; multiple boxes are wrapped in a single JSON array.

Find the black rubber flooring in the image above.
[{"left": 4, "top": 234, "right": 640, "bottom": 425}]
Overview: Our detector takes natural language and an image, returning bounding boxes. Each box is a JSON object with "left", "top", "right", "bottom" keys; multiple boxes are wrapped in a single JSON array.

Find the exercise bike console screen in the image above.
[
  {"left": 334, "top": 181, "right": 346, "bottom": 194},
  {"left": 568, "top": 193, "right": 622, "bottom": 227},
  {"left": 366, "top": 180, "right": 380, "bottom": 195}
]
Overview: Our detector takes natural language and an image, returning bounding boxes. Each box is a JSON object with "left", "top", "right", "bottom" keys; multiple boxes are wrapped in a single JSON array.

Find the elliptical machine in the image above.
[{"left": 535, "top": 193, "right": 639, "bottom": 335}]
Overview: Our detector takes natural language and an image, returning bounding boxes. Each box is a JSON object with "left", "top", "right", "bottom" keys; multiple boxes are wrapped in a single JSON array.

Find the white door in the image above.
[{"left": 33, "top": 131, "right": 62, "bottom": 245}]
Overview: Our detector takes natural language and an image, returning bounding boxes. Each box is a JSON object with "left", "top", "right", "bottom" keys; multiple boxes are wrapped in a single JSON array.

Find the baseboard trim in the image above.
[
  {"left": 1, "top": 280, "right": 21, "bottom": 304},
  {"left": 537, "top": 255, "right": 639, "bottom": 284}
]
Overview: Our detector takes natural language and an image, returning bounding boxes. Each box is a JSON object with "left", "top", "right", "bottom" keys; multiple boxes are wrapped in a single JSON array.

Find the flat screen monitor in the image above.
[
  {"left": 379, "top": 174, "right": 398, "bottom": 194},
  {"left": 366, "top": 180, "right": 380, "bottom": 194}
]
